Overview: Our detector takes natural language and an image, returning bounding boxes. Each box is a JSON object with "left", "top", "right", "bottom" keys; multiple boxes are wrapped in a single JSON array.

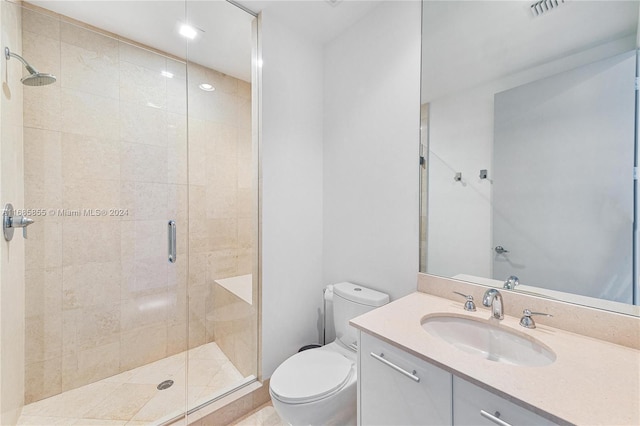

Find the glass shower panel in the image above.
[
  {"left": 184, "top": 0, "right": 259, "bottom": 411},
  {"left": 15, "top": 3, "right": 190, "bottom": 424}
]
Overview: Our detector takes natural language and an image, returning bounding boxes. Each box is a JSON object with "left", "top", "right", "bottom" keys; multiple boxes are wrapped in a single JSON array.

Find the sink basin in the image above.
[{"left": 421, "top": 315, "right": 556, "bottom": 367}]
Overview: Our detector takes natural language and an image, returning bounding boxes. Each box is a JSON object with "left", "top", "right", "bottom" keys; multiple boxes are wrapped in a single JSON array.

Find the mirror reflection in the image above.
[{"left": 419, "top": 0, "right": 639, "bottom": 315}]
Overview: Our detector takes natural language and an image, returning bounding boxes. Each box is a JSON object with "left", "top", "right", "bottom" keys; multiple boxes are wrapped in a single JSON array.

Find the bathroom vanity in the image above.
[{"left": 351, "top": 276, "right": 640, "bottom": 426}]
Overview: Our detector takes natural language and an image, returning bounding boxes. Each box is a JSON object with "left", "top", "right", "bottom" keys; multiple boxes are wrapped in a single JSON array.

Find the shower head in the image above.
[{"left": 4, "top": 47, "right": 56, "bottom": 86}]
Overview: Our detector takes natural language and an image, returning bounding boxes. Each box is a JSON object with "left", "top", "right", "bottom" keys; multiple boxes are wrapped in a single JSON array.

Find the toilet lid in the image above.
[{"left": 270, "top": 349, "right": 354, "bottom": 404}]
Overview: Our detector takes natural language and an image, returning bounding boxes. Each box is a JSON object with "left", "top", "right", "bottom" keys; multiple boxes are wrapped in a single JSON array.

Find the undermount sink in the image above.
[{"left": 421, "top": 315, "right": 556, "bottom": 367}]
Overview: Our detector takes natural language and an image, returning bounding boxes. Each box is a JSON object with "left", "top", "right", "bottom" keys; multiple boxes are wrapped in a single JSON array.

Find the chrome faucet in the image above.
[
  {"left": 503, "top": 275, "right": 519, "bottom": 290},
  {"left": 482, "top": 288, "right": 504, "bottom": 320}
]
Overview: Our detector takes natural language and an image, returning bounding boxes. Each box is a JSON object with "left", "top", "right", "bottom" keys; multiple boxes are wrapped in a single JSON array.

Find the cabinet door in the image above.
[
  {"left": 453, "top": 377, "right": 558, "bottom": 426},
  {"left": 359, "top": 332, "right": 452, "bottom": 426}
]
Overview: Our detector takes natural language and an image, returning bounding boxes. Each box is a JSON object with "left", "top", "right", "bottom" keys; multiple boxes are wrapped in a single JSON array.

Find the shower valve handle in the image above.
[
  {"left": 14, "top": 216, "right": 35, "bottom": 238},
  {"left": 2, "top": 203, "right": 35, "bottom": 241}
]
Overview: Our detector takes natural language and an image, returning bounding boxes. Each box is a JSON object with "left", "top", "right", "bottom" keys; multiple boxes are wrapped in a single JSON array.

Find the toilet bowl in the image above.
[
  {"left": 269, "top": 282, "right": 389, "bottom": 426},
  {"left": 270, "top": 342, "right": 357, "bottom": 425}
]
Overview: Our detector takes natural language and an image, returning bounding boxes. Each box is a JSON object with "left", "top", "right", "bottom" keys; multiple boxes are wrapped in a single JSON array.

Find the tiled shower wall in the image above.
[{"left": 22, "top": 6, "right": 252, "bottom": 403}]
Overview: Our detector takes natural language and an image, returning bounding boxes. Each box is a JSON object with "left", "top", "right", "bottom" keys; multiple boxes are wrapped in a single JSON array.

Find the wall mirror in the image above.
[{"left": 419, "top": 0, "right": 640, "bottom": 316}]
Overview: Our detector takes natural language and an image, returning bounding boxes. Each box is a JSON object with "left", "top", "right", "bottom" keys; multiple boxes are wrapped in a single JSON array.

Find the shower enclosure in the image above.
[{"left": 0, "top": 0, "right": 259, "bottom": 424}]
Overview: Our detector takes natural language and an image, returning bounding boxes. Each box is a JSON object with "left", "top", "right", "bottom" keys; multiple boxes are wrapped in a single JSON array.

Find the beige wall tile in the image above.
[
  {"left": 61, "top": 133, "right": 120, "bottom": 181},
  {"left": 121, "top": 142, "right": 168, "bottom": 183},
  {"left": 167, "top": 113, "right": 188, "bottom": 184},
  {"left": 120, "top": 325, "right": 167, "bottom": 371},
  {"left": 120, "top": 292, "right": 170, "bottom": 333},
  {"left": 236, "top": 189, "right": 252, "bottom": 219},
  {"left": 236, "top": 248, "right": 252, "bottom": 277},
  {"left": 74, "top": 302, "right": 121, "bottom": 351},
  {"left": 187, "top": 118, "right": 207, "bottom": 186},
  {"left": 132, "top": 220, "right": 167, "bottom": 260},
  {"left": 119, "top": 61, "right": 167, "bottom": 108},
  {"left": 167, "top": 73, "right": 187, "bottom": 116},
  {"left": 24, "top": 358, "right": 62, "bottom": 404},
  {"left": 61, "top": 41, "right": 119, "bottom": 99},
  {"left": 120, "top": 182, "right": 168, "bottom": 220},
  {"left": 120, "top": 101, "right": 168, "bottom": 146},
  {"left": 23, "top": 85, "right": 61, "bottom": 131},
  {"left": 23, "top": 8, "right": 60, "bottom": 39},
  {"left": 121, "top": 256, "right": 168, "bottom": 299},
  {"left": 62, "top": 221, "right": 120, "bottom": 266},
  {"left": 119, "top": 42, "right": 167, "bottom": 71},
  {"left": 61, "top": 341, "right": 120, "bottom": 391},
  {"left": 167, "top": 322, "right": 188, "bottom": 356},
  {"left": 205, "top": 69, "right": 238, "bottom": 96},
  {"left": 188, "top": 253, "right": 208, "bottom": 289},
  {"left": 237, "top": 219, "right": 252, "bottom": 249},
  {"left": 62, "top": 179, "right": 120, "bottom": 218},
  {"left": 25, "top": 313, "right": 62, "bottom": 364},
  {"left": 168, "top": 185, "right": 188, "bottom": 224},
  {"left": 208, "top": 218, "right": 238, "bottom": 251},
  {"left": 237, "top": 98, "right": 251, "bottom": 130},
  {"left": 237, "top": 81, "right": 251, "bottom": 100},
  {"left": 60, "top": 22, "right": 118, "bottom": 57},
  {"left": 61, "top": 89, "right": 119, "bottom": 139},
  {"left": 25, "top": 221, "right": 62, "bottom": 270},
  {"left": 25, "top": 267, "right": 62, "bottom": 318},
  {"left": 62, "top": 261, "right": 121, "bottom": 310},
  {"left": 207, "top": 155, "right": 238, "bottom": 192},
  {"left": 23, "top": 30, "right": 61, "bottom": 77},
  {"left": 237, "top": 128, "right": 252, "bottom": 190},
  {"left": 23, "top": 127, "right": 62, "bottom": 215},
  {"left": 207, "top": 189, "right": 237, "bottom": 219},
  {"left": 208, "top": 250, "right": 238, "bottom": 281}
]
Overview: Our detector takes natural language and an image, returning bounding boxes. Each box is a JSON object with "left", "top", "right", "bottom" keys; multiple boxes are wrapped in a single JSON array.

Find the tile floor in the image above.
[
  {"left": 18, "top": 343, "right": 245, "bottom": 425},
  {"left": 232, "top": 404, "right": 285, "bottom": 426}
]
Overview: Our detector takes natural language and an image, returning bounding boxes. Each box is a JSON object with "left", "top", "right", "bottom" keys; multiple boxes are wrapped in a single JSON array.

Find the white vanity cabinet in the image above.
[
  {"left": 358, "top": 332, "right": 559, "bottom": 426},
  {"left": 453, "top": 377, "right": 558, "bottom": 426},
  {"left": 358, "top": 332, "right": 453, "bottom": 425}
]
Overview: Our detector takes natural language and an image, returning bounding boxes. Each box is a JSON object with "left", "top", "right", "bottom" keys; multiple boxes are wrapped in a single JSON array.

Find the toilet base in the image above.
[{"left": 270, "top": 384, "right": 356, "bottom": 426}]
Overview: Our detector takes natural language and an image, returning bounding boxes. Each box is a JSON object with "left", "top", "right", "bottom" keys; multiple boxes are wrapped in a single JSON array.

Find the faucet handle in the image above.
[
  {"left": 452, "top": 291, "right": 476, "bottom": 311},
  {"left": 503, "top": 275, "right": 519, "bottom": 290},
  {"left": 519, "top": 309, "right": 553, "bottom": 329}
]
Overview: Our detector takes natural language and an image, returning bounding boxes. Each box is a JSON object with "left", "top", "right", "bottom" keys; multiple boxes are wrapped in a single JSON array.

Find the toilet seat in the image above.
[{"left": 270, "top": 349, "right": 355, "bottom": 404}]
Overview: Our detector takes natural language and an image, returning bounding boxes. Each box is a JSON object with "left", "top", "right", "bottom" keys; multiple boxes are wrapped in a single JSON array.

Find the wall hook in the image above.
[{"left": 454, "top": 172, "right": 462, "bottom": 182}]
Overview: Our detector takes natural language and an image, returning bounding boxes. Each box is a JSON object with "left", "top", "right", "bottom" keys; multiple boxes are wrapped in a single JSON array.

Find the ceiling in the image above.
[
  {"left": 421, "top": 1, "right": 639, "bottom": 101},
  {"left": 28, "top": 0, "right": 382, "bottom": 82}
]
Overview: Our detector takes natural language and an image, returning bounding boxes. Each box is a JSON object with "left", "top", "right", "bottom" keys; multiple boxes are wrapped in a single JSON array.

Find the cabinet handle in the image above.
[
  {"left": 370, "top": 352, "right": 420, "bottom": 383},
  {"left": 480, "top": 410, "right": 512, "bottom": 426}
]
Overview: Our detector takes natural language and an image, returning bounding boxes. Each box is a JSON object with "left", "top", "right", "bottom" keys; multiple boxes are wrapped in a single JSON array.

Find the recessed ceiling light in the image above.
[
  {"left": 161, "top": 70, "right": 174, "bottom": 78},
  {"left": 179, "top": 24, "right": 197, "bottom": 40},
  {"left": 199, "top": 83, "right": 215, "bottom": 92}
]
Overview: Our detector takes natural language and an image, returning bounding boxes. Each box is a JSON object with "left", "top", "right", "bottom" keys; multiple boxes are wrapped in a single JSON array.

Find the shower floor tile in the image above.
[{"left": 18, "top": 342, "right": 244, "bottom": 425}]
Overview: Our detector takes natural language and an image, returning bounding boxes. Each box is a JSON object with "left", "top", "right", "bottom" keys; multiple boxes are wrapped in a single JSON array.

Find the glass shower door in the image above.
[{"left": 14, "top": 2, "right": 191, "bottom": 423}]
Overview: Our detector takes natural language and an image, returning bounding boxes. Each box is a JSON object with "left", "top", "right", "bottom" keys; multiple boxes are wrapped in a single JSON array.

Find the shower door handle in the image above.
[{"left": 168, "top": 220, "right": 176, "bottom": 263}]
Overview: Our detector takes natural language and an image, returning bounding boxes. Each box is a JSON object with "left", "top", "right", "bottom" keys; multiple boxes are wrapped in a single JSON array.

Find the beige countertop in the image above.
[{"left": 350, "top": 291, "right": 640, "bottom": 426}]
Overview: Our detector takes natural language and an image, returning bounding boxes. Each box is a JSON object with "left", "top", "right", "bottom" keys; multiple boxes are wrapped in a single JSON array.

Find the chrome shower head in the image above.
[
  {"left": 20, "top": 72, "right": 57, "bottom": 86},
  {"left": 4, "top": 46, "right": 56, "bottom": 86}
]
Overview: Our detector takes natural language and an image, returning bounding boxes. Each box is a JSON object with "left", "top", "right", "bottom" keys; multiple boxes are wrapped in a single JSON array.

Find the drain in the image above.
[{"left": 157, "top": 380, "right": 174, "bottom": 390}]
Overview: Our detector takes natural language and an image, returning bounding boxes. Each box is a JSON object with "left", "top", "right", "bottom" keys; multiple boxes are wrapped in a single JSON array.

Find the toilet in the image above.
[{"left": 269, "top": 282, "right": 389, "bottom": 425}]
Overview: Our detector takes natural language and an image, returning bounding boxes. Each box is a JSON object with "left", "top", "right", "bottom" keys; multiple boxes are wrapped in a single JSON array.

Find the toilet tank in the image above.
[{"left": 332, "top": 282, "right": 389, "bottom": 349}]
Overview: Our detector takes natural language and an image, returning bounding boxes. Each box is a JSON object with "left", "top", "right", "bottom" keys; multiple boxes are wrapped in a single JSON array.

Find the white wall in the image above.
[
  {"left": 260, "top": 10, "right": 324, "bottom": 378},
  {"left": 323, "top": 1, "right": 421, "bottom": 302},
  {"left": 0, "top": 1, "right": 25, "bottom": 423}
]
